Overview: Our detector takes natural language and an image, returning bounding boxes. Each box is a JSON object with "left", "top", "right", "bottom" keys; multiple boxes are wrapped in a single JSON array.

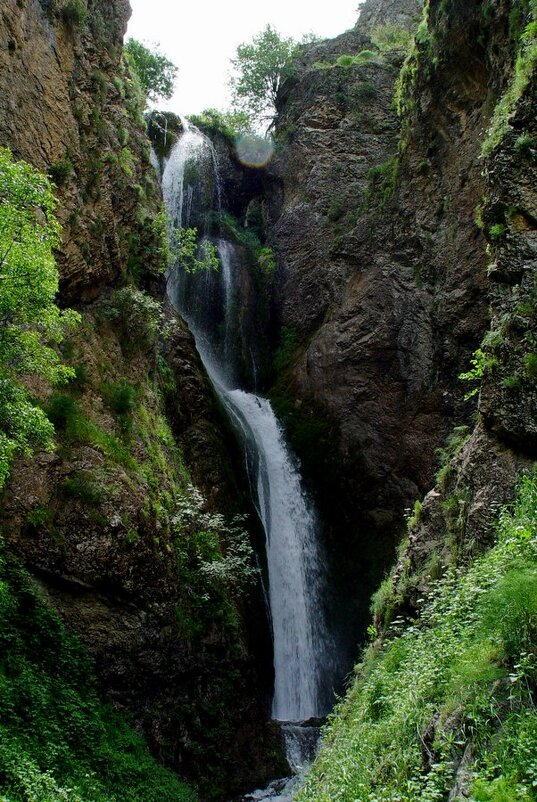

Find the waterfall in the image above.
[{"left": 160, "top": 119, "right": 335, "bottom": 764}]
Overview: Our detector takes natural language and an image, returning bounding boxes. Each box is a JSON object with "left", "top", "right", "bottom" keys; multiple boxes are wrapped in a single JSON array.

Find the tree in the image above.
[
  {"left": 229, "top": 25, "right": 299, "bottom": 126},
  {"left": 124, "top": 39, "right": 178, "bottom": 105},
  {"left": 0, "top": 148, "right": 79, "bottom": 489}
]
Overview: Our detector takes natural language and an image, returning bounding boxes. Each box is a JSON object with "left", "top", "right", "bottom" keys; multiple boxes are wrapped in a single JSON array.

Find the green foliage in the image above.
[
  {"left": 296, "top": 468, "right": 537, "bottom": 802},
  {"left": 435, "top": 425, "right": 470, "bottom": 488},
  {"left": 124, "top": 39, "right": 178, "bottom": 105},
  {"left": 489, "top": 222, "right": 507, "bottom": 240},
  {"left": 96, "top": 287, "right": 165, "bottom": 352},
  {"left": 218, "top": 211, "right": 275, "bottom": 282},
  {"left": 102, "top": 380, "right": 137, "bottom": 417},
  {"left": 364, "top": 155, "right": 401, "bottom": 209},
  {"left": 60, "top": 0, "right": 88, "bottom": 29},
  {"left": 60, "top": 471, "right": 103, "bottom": 504},
  {"left": 0, "top": 148, "right": 79, "bottom": 490},
  {"left": 406, "top": 498, "right": 423, "bottom": 530},
  {"left": 48, "top": 159, "right": 74, "bottom": 187},
  {"left": 118, "top": 147, "right": 135, "bottom": 178},
  {"left": 371, "top": 25, "right": 414, "bottom": 53},
  {"left": 171, "top": 228, "right": 220, "bottom": 274},
  {"left": 229, "top": 24, "right": 299, "bottom": 125},
  {"left": 482, "top": 16, "right": 537, "bottom": 156},
  {"left": 188, "top": 108, "right": 252, "bottom": 141},
  {"left": 524, "top": 352, "right": 537, "bottom": 379},
  {"left": 45, "top": 392, "right": 136, "bottom": 470},
  {"left": 459, "top": 348, "right": 490, "bottom": 399},
  {"left": 515, "top": 131, "right": 537, "bottom": 151},
  {"left": 0, "top": 546, "right": 196, "bottom": 802}
]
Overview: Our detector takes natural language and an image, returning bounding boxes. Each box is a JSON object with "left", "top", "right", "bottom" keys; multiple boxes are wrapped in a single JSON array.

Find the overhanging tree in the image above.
[
  {"left": 124, "top": 39, "right": 178, "bottom": 105},
  {"left": 229, "top": 25, "right": 299, "bottom": 127}
]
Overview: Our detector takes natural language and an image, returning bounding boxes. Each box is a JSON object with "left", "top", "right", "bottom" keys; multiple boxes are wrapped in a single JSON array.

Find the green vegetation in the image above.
[
  {"left": 0, "top": 148, "right": 79, "bottom": 491},
  {"left": 297, "top": 468, "right": 537, "bottom": 802},
  {"left": 48, "top": 158, "right": 74, "bottom": 187},
  {"left": 96, "top": 287, "right": 165, "bottom": 354},
  {"left": 363, "top": 155, "right": 401, "bottom": 209},
  {"left": 60, "top": 0, "right": 88, "bottom": 30},
  {"left": 229, "top": 24, "right": 299, "bottom": 126},
  {"left": 489, "top": 222, "right": 507, "bottom": 240},
  {"left": 188, "top": 108, "right": 252, "bottom": 141},
  {"left": 273, "top": 326, "right": 298, "bottom": 373},
  {"left": 459, "top": 348, "right": 494, "bottom": 400},
  {"left": 435, "top": 425, "right": 470, "bottom": 488},
  {"left": 482, "top": 11, "right": 537, "bottom": 156},
  {"left": 0, "top": 544, "right": 196, "bottom": 802},
  {"left": 371, "top": 25, "right": 414, "bottom": 54},
  {"left": 170, "top": 227, "right": 220, "bottom": 274},
  {"left": 124, "top": 39, "right": 178, "bottom": 105}
]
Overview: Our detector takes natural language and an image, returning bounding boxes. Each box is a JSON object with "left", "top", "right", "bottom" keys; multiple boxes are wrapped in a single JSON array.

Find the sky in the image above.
[{"left": 126, "top": 0, "right": 361, "bottom": 116}]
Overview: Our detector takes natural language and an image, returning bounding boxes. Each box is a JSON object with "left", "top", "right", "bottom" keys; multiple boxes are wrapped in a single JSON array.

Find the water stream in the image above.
[{"left": 160, "top": 119, "right": 335, "bottom": 797}]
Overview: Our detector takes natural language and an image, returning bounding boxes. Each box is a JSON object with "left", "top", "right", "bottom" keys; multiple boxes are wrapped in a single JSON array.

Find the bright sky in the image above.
[{"left": 126, "top": 0, "right": 361, "bottom": 115}]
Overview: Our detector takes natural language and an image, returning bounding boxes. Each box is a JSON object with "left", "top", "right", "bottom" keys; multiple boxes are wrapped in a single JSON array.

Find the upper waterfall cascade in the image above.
[{"left": 159, "top": 118, "right": 336, "bottom": 728}]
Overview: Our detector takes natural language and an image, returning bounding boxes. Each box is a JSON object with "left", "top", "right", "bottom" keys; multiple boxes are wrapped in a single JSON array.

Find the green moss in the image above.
[{"left": 60, "top": 0, "right": 88, "bottom": 30}]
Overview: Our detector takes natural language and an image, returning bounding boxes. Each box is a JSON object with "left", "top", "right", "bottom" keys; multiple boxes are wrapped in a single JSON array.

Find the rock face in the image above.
[
  {"left": 0, "top": 0, "right": 158, "bottom": 301},
  {"left": 262, "top": 0, "right": 514, "bottom": 646},
  {"left": 370, "top": 0, "right": 537, "bottom": 624},
  {"left": 0, "top": 2, "right": 283, "bottom": 799}
]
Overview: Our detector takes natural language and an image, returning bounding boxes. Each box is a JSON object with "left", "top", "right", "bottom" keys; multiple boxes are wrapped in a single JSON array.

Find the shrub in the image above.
[
  {"left": 60, "top": 472, "right": 103, "bottom": 505},
  {"left": 0, "top": 547, "right": 196, "bottom": 802},
  {"left": 61, "top": 0, "right": 88, "bottom": 29},
  {"left": 46, "top": 394, "right": 80, "bottom": 430},
  {"left": 489, "top": 222, "right": 507, "bottom": 240},
  {"left": 48, "top": 159, "right": 74, "bottom": 187}
]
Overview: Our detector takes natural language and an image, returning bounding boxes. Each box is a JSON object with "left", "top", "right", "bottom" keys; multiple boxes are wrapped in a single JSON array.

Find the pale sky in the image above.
[{"left": 126, "top": 0, "right": 361, "bottom": 115}]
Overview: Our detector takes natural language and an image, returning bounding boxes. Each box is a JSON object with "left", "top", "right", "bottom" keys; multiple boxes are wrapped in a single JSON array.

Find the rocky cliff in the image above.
[
  {"left": 261, "top": 0, "right": 525, "bottom": 656},
  {"left": 0, "top": 2, "right": 282, "bottom": 799}
]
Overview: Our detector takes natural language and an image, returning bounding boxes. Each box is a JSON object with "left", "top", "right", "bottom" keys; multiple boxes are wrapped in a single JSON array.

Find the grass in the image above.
[
  {"left": 0, "top": 546, "right": 197, "bottom": 802},
  {"left": 296, "top": 468, "right": 537, "bottom": 802}
]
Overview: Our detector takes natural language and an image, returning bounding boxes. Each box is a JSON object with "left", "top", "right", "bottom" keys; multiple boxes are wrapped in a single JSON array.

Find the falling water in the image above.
[{"left": 160, "top": 119, "right": 335, "bottom": 779}]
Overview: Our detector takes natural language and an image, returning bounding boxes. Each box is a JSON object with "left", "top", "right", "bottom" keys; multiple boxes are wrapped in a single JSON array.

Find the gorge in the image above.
[{"left": 0, "top": 0, "right": 536, "bottom": 801}]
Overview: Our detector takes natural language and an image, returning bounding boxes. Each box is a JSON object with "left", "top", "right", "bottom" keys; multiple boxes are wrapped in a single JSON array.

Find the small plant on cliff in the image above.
[
  {"left": 124, "top": 39, "right": 178, "bottom": 105},
  {"left": 48, "top": 158, "right": 74, "bottom": 187},
  {"left": 61, "top": 0, "right": 88, "bottom": 30},
  {"left": 482, "top": 16, "right": 537, "bottom": 156},
  {"left": 0, "top": 148, "right": 79, "bottom": 490}
]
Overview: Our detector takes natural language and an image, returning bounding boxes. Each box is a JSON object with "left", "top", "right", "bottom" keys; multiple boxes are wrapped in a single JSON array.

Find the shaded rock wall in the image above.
[{"left": 264, "top": 0, "right": 520, "bottom": 649}]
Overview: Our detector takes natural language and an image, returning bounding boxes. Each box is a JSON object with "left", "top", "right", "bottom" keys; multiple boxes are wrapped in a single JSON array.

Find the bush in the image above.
[
  {"left": 61, "top": 0, "right": 88, "bottom": 28},
  {"left": 48, "top": 159, "right": 74, "bottom": 187}
]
